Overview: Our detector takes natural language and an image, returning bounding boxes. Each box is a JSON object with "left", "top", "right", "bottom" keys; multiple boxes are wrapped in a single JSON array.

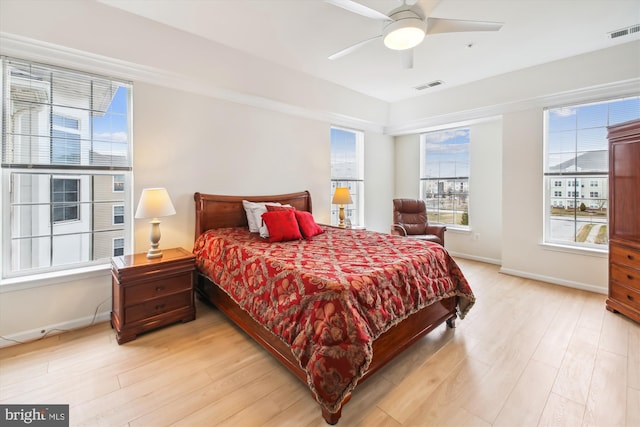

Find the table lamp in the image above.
[
  {"left": 332, "top": 187, "right": 353, "bottom": 228},
  {"left": 135, "top": 188, "right": 176, "bottom": 258}
]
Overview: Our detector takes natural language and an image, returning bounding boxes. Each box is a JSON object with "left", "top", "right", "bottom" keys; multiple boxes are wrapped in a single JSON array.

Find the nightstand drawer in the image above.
[
  {"left": 125, "top": 291, "right": 192, "bottom": 324},
  {"left": 124, "top": 273, "right": 192, "bottom": 303},
  {"left": 610, "top": 263, "right": 640, "bottom": 290},
  {"left": 609, "top": 282, "right": 640, "bottom": 308},
  {"left": 610, "top": 244, "right": 640, "bottom": 270}
]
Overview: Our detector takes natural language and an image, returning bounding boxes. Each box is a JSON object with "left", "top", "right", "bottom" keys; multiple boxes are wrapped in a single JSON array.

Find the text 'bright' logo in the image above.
[{"left": 1, "top": 404, "right": 68, "bottom": 426}]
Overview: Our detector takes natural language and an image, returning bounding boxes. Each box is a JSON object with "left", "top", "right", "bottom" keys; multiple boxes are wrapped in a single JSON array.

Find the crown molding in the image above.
[
  {"left": 0, "top": 32, "right": 384, "bottom": 133},
  {"left": 2, "top": 33, "right": 637, "bottom": 137},
  {"left": 384, "top": 78, "right": 640, "bottom": 135}
]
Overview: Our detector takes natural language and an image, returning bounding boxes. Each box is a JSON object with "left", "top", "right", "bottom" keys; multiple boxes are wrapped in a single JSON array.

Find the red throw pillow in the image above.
[
  {"left": 261, "top": 210, "right": 302, "bottom": 242},
  {"left": 294, "top": 210, "right": 324, "bottom": 239}
]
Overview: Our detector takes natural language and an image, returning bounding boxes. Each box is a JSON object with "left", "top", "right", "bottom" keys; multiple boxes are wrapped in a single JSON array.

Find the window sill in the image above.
[
  {"left": 0, "top": 263, "right": 111, "bottom": 293},
  {"left": 540, "top": 242, "right": 608, "bottom": 258}
]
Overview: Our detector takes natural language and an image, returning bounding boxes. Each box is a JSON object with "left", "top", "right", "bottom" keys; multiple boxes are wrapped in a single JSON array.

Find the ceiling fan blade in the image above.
[
  {"left": 426, "top": 17, "right": 503, "bottom": 35},
  {"left": 401, "top": 49, "right": 414, "bottom": 69},
  {"left": 325, "top": 0, "right": 392, "bottom": 21},
  {"left": 328, "top": 35, "right": 382, "bottom": 60}
]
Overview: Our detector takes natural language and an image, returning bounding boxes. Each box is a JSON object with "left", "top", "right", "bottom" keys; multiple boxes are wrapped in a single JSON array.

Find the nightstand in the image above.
[{"left": 111, "top": 247, "right": 196, "bottom": 344}]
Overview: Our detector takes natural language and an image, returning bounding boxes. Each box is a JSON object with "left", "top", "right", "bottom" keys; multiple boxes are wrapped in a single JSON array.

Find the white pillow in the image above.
[{"left": 242, "top": 200, "right": 281, "bottom": 233}]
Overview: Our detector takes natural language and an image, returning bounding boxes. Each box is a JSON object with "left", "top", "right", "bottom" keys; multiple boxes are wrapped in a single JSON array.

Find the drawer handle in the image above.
[
  {"left": 155, "top": 304, "right": 166, "bottom": 310},
  {"left": 628, "top": 294, "right": 634, "bottom": 301},
  {"left": 628, "top": 274, "right": 635, "bottom": 281},
  {"left": 155, "top": 286, "right": 165, "bottom": 292},
  {"left": 628, "top": 254, "right": 635, "bottom": 261}
]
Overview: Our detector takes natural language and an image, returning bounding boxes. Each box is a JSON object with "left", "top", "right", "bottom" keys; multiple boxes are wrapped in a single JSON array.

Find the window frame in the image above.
[
  {"left": 419, "top": 126, "right": 471, "bottom": 230},
  {"left": 113, "top": 204, "right": 125, "bottom": 226},
  {"left": 542, "top": 96, "right": 640, "bottom": 251},
  {"left": 51, "top": 177, "right": 81, "bottom": 223},
  {"left": 330, "top": 126, "right": 365, "bottom": 227},
  {"left": 1, "top": 56, "right": 133, "bottom": 280},
  {"left": 113, "top": 174, "right": 125, "bottom": 192},
  {"left": 113, "top": 237, "right": 124, "bottom": 257}
]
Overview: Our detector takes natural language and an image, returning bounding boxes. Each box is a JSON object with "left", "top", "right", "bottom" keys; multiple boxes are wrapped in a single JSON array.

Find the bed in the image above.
[{"left": 192, "top": 190, "right": 474, "bottom": 424}]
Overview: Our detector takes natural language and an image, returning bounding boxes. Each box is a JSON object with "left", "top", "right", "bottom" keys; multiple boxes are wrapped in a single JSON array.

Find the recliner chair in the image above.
[{"left": 391, "top": 198, "right": 446, "bottom": 246}]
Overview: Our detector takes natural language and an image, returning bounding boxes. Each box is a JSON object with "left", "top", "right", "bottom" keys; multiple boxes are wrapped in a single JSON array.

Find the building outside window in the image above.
[
  {"left": 330, "top": 127, "right": 364, "bottom": 227},
  {"left": 544, "top": 96, "right": 640, "bottom": 249},
  {"left": 420, "top": 127, "right": 470, "bottom": 228},
  {"left": 1, "top": 57, "right": 133, "bottom": 278}
]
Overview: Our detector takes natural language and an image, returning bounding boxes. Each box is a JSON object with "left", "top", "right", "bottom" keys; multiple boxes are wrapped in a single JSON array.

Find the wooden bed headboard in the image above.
[{"left": 194, "top": 190, "right": 313, "bottom": 239}]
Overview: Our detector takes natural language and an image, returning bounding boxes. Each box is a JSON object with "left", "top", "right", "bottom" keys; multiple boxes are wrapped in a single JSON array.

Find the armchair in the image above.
[{"left": 391, "top": 198, "right": 446, "bottom": 246}]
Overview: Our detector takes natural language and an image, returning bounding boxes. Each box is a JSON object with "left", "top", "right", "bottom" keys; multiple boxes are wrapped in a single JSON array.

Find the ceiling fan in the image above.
[{"left": 326, "top": 0, "right": 503, "bottom": 67}]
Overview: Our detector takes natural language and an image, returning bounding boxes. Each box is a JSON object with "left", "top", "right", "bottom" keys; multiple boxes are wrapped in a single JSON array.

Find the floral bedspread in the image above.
[{"left": 193, "top": 226, "right": 474, "bottom": 414}]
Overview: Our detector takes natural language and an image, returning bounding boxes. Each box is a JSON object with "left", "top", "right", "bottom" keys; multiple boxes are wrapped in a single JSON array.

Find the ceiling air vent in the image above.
[
  {"left": 608, "top": 24, "right": 640, "bottom": 39},
  {"left": 415, "top": 80, "right": 444, "bottom": 91}
]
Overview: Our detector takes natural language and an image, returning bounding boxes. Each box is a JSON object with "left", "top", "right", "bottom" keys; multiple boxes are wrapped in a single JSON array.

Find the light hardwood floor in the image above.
[{"left": 1, "top": 258, "right": 638, "bottom": 426}]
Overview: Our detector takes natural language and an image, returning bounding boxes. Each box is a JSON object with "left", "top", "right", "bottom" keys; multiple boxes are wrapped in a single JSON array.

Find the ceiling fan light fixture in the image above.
[{"left": 383, "top": 17, "right": 426, "bottom": 50}]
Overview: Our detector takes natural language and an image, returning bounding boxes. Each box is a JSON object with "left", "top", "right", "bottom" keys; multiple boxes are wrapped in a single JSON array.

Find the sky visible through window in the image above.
[
  {"left": 331, "top": 127, "right": 357, "bottom": 179},
  {"left": 422, "top": 128, "right": 470, "bottom": 178},
  {"left": 92, "top": 85, "right": 129, "bottom": 157},
  {"left": 547, "top": 97, "right": 640, "bottom": 169}
]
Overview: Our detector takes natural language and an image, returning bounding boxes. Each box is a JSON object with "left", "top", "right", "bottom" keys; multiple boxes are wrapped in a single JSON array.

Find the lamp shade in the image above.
[
  {"left": 383, "top": 17, "right": 426, "bottom": 50},
  {"left": 135, "top": 188, "right": 176, "bottom": 219},
  {"left": 332, "top": 187, "right": 353, "bottom": 205}
]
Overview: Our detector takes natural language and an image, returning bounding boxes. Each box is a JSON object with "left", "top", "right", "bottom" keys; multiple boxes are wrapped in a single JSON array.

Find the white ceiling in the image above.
[{"left": 100, "top": 0, "right": 640, "bottom": 103}]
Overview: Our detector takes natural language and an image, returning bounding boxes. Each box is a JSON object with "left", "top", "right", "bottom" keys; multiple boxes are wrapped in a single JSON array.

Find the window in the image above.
[
  {"left": 1, "top": 57, "right": 133, "bottom": 278},
  {"left": 52, "top": 114, "right": 81, "bottom": 164},
  {"left": 544, "top": 96, "right": 640, "bottom": 249},
  {"left": 52, "top": 178, "right": 80, "bottom": 223},
  {"left": 330, "top": 127, "right": 364, "bottom": 227},
  {"left": 113, "top": 175, "right": 124, "bottom": 192},
  {"left": 113, "top": 238, "right": 124, "bottom": 257},
  {"left": 113, "top": 205, "right": 124, "bottom": 225},
  {"left": 420, "top": 127, "right": 470, "bottom": 228}
]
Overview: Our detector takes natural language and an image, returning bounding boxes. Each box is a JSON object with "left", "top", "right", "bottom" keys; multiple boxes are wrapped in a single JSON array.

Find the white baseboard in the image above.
[
  {"left": 499, "top": 267, "right": 607, "bottom": 295},
  {"left": 0, "top": 311, "right": 111, "bottom": 348},
  {"left": 447, "top": 251, "right": 502, "bottom": 266},
  {"left": 448, "top": 251, "right": 607, "bottom": 295}
]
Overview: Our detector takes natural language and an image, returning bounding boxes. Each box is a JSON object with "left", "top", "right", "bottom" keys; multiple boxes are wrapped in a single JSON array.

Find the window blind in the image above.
[{"left": 2, "top": 57, "right": 132, "bottom": 170}]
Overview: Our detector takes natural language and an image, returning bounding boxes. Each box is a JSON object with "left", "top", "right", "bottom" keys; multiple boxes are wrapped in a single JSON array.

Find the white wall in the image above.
[
  {"left": 131, "top": 82, "right": 334, "bottom": 252},
  {"left": 388, "top": 41, "right": 640, "bottom": 132},
  {"left": 0, "top": 0, "right": 394, "bottom": 344},
  {"left": 500, "top": 109, "right": 607, "bottom": 293},
  {"left": 363, "top": 131, "right": 395, "bottom": 233},
  {"left": 393, "top": 134, "right": 421, "bottom": 199},
  {"left": 392, "top": 41, "right": 640, "bottom": 293}
]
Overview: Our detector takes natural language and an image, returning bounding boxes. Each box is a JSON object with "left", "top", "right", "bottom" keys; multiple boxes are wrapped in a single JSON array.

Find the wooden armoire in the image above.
[{"left": 606, "top": 118, "right": 640, "bottom": 323}]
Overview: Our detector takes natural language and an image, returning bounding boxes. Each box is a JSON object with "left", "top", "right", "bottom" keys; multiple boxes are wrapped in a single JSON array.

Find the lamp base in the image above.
[
  {"left": 338, "top": 205, "right": 346, "bottom": 228},
  {"left": 146, "top": 248, "right": 163, "bottom": 259},
  {"left": 147, "top": 219, "right": 163, "bottom": 259}
]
